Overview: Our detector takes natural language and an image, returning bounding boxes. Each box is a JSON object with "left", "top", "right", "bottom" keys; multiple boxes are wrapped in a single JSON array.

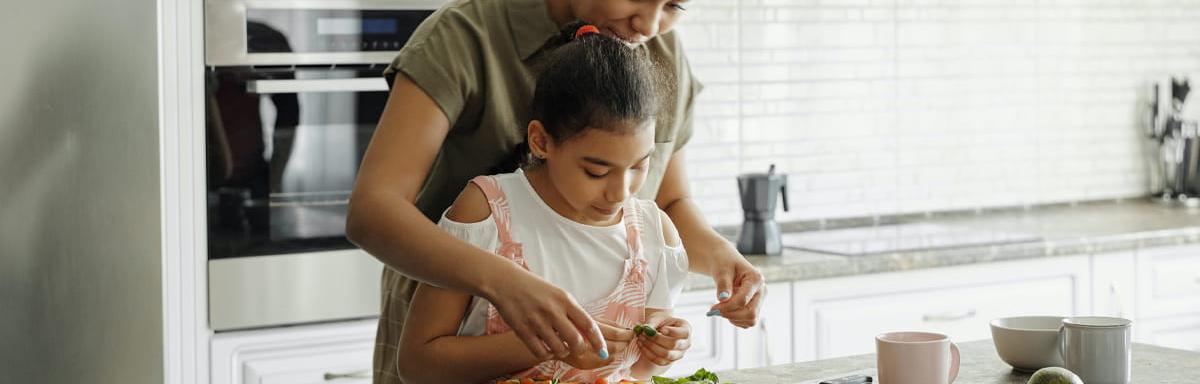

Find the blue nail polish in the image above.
[
  {"left": 718, "top": 291, "right": 731, "bottom": 300},
  {"left": 598, "top": 348, "right": 610, "bottom": 360},
  {"left": 706, "top": 309, "right": 721, "bottom": 317}
]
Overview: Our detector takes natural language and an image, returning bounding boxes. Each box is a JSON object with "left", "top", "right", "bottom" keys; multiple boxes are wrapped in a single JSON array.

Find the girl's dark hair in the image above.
[{"left": 493, "top": 21, "right": 661, "bottom": 173}]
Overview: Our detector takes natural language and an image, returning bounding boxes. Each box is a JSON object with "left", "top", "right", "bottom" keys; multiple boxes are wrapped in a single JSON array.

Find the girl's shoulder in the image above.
[
  {"left": 444, "top": 172, "right": 524, "bottom": 224},
  {"left": 444, "top": 181, "right": 490, "bottom": 224}
]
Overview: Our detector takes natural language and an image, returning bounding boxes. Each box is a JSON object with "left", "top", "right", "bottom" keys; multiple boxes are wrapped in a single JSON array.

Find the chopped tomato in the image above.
[{"left": 593, "top": 378, "right": 608, "bottom": 384}]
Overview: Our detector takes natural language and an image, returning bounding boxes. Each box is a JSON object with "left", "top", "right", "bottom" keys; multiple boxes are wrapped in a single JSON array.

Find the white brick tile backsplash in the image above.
[{"left": 673, "top": 0, "right": 1180, "bottom": 226}]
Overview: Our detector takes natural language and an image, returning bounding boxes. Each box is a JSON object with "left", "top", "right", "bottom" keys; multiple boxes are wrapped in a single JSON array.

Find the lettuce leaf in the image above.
[{"left": 651, "top": 368, "right": 723, "bottom": 384}]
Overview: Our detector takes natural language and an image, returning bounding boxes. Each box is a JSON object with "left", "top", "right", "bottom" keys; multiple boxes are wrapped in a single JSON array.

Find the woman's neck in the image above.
[{"left": 544, "top": 0, "right": 574, "bottom": 27}]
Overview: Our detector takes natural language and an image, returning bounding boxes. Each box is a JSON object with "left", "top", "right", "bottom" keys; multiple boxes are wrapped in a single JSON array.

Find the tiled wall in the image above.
[{"left": 675, "top": 0, "right": 1200, "bottom": 226}]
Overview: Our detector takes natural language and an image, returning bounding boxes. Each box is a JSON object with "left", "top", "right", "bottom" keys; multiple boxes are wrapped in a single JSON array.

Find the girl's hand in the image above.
[
  {"left": 559, "top": 321, "right": 634, "bottom": 369},
  {"left": 637, "top": 313, "right": 691, "bottom": 366}
]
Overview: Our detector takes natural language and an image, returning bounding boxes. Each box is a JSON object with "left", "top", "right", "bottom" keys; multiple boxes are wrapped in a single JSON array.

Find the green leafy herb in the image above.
[
  {"left": 651, "top": 377, "right": 677, "bottom": 384},
  {"left": 651, "top": 368, "right": 725, "bottom": 384},
  {"left": 632, "top": 324, "right": 658, "bottom": 338}
]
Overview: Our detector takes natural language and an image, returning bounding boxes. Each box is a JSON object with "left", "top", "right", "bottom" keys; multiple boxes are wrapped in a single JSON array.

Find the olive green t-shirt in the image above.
[{"left": 372, "top": 0, "right": 702, "bottom": 382}]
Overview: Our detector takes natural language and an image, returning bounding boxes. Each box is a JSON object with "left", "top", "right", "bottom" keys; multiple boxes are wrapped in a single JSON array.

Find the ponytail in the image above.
[{"left": 490, "top": 141, "right": 532, "bottom": 174}]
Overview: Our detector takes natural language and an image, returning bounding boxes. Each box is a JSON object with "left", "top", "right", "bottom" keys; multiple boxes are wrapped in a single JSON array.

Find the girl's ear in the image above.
[{"left": 527, "top": 120, "right": 552, "bottom": 160}]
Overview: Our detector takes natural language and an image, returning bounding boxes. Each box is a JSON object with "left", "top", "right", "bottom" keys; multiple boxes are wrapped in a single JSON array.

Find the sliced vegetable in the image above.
[{"left": 632, "top": 324, "right": 657, "bottom": 337}]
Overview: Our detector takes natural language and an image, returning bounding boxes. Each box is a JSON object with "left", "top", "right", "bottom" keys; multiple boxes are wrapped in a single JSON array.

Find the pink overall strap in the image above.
[
  {"left": 621, "top": 200, "right": 647, "bottom": 282},
  {"left": 471, "top": 176, "right": 537, "bottom": 365},
  {"left": 621, "top": 200, "right": 642, "bottom": 256},
  {"left": 469, "top": 175, "right": 514, "bottom": 245},
  {"left": 468, "top": 176, "right": 525, "bottom": 266}
]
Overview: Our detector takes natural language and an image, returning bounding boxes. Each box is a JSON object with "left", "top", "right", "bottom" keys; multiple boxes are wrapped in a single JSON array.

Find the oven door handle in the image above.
[{"left": 246, "top": 78, "right": 388, "bottom": 94}]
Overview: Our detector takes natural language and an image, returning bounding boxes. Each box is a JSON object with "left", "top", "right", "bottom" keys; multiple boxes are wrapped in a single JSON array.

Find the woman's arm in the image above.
[
  {"left": 346, "top": 74, "right": 603, "bottom": 360},
  {"left": 654, "top": 149, "right": 766, "bottom": 329},
  {"left": 397, "top": 282, "right": 543, "bottom": 383}
]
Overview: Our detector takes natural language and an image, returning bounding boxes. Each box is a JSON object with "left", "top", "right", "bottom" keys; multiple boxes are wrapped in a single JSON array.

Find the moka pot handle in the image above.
[{"left": 780, "top": 180, "right": 789, "bottom": 212}]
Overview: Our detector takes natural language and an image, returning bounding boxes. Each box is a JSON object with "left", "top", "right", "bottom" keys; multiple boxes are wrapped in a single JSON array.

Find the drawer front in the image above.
[
  {"left": 665, "top": 289, "right": 736, "bottom": 376},
  {"left": 245, "top": 343, "right": 373, "bottom": 384},
  {"left": 212, "top": 320, "right": 377, "bottom": 384},
  {"left": 811, "top": 275, "right": 1076, "bottom": 359},
  {"left": 1139, "top": 246, "right": 1200, "bottom": 318}
]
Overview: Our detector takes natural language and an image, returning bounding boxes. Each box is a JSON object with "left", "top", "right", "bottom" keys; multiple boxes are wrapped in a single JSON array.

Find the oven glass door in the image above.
[{"left": 206, "top": 67, "right": 387, "bottom": 258}]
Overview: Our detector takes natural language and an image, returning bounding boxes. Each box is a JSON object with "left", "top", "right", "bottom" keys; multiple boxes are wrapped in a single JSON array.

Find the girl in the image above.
[
  {"left": 346, "top": 1, "right": 766, "bottom": 381},
  {"left": 395, "top": 25, "right": 692, "bottom": 383}
]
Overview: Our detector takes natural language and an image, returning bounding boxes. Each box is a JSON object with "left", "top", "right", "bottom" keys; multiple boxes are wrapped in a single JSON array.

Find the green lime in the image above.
[{"left": 1027, "top": 367, "right": 1083, "bottom": 384}]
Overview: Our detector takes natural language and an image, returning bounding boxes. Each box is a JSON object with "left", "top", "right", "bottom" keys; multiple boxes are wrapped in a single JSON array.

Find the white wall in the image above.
[{"left": 677, "top": 0, "right": 1200, "bottom": 226}]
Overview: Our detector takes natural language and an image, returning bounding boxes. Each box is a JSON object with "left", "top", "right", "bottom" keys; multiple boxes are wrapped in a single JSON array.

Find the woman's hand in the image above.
[
  {"left": 703, "top": 245, "right": 766, "bottom": 329},
  {"left": 654, "top": 150, "right": 766, "bottom": 329},
  {"left": 559, "top": 321, "right": 635, "bottom": 369},
  {"left": 483, "top": 268, "right": 609, "bottom": 362},
  {"left": 637, "top": 312, "right": 691, "bottom": 366}
]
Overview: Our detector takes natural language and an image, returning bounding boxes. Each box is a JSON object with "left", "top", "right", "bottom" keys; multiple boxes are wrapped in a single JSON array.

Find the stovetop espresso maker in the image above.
[{"left": 737, "top": 164, "right": 790, "bottom": 255}]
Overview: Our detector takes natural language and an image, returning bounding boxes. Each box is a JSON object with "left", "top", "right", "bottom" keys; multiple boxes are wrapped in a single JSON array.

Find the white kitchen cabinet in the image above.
[
  {"left": 664, "top": 289, "right": 737, "bottom": 376},
  {"left": 1136, "top": 245, "right": 1200, "bottom": 319},
  {"left": 791, "top": 255, "right": 1091, "bottom": 361},
  {"left": 1091, "top": 251, "right": 1138, "bottom": 320},
  {"left": 211, "top": 319, "right": 376, "bottom": 384},
  {"left": 1135, "top": 315, "right": 1200, "bottom": 352},
  {"left": 733, "top": 282, "right": 794, "bottom": 369}
]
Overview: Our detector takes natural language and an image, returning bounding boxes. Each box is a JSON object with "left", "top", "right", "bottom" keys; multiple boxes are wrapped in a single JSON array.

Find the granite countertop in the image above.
[
  {"left": 685, "top": 200, "right": 1200, "bottom": 291},
  {"left": 719, "top": 339, "right": 1198, "bottom": 383}
]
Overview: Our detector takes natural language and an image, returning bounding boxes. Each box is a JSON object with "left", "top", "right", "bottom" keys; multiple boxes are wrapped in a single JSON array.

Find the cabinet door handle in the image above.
[
  {"left": 759, "top": 318, "right": 772, "bottom": 366},
  {"left": 922, "top": 309, "right": 977, "bottom": 322},
  {"left": 247, "top": 78, "right": 388, "bottom": 94},
  {"left": 1109, "top": 282, "right": 1125, "bottom": 318},
  {"left": 324, "top": 369, "right": 371, "bottom": 381}
]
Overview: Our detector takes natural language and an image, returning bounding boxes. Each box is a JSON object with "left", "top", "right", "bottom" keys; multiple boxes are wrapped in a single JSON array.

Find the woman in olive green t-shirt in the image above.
[{"left": 346, "top": 0, "right": 766, "bottom": 381}]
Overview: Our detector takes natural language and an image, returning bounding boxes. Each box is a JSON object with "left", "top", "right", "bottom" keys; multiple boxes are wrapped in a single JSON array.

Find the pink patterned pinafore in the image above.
[{"left": 470, "top": 175, "right": 650, "bottom": 383}]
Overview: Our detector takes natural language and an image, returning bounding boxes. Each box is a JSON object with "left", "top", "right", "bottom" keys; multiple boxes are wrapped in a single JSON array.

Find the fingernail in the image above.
[
  {"left": 706, "top": 309, "right": 721, "bottom": 317},
  {"left": 598, "top": 348, "right": 610, "bottom": 360},
  {"left": 718, "top": 291, "right": 731, "bottom": 300}
]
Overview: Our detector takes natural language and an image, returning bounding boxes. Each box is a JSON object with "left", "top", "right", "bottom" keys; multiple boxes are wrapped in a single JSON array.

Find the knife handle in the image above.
[{"left": 819, "top": 375, "right": 873, "bottom": 384}]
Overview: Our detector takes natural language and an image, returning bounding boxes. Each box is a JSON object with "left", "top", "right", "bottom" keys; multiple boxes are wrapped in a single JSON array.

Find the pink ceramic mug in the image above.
[{"left": 876, "top": 331, "right": 960, "bottom": 384}]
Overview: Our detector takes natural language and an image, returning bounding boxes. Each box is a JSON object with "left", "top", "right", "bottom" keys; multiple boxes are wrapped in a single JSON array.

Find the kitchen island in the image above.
[{"left": 718, "top": 339, "right": 1199, "bottom": 383}]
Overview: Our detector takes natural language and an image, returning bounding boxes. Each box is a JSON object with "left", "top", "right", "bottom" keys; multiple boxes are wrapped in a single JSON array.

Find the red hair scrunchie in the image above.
[{"left": 574, "top": 24, "right": 600, "bottom": 39}]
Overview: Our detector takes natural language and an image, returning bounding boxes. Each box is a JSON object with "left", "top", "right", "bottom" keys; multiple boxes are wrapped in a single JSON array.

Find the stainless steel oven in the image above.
[{"left": 204, "top": 0, "right": 438, "bottom": 331}]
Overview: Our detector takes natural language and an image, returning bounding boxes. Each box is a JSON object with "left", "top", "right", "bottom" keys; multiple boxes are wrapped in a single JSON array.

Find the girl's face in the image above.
[
  {"left": 528, "top": 120, "right": 656, "bottom": 225},
  {"left": 570, "top": 0, "right": 689, "bottom": 46}
]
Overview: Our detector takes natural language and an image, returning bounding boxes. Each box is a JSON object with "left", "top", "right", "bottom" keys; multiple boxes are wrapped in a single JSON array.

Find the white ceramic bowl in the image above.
[{"left": 990, "top": 316, "right": 1065, "bottom": 372}]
